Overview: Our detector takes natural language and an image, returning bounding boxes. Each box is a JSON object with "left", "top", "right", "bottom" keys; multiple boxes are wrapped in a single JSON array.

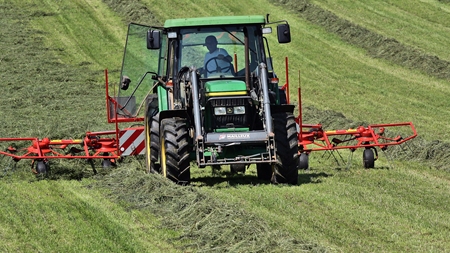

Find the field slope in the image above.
[{"left": 1, "top": 0, "right": 450, "bottom": 252}]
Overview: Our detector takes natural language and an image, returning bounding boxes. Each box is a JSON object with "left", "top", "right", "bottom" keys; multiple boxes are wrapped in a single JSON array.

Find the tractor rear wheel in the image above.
[
  {"left": 230, "top": 164, "right": 246, "bottom": 174},
  {"left": 271, "top": 112, "right": 299, "bottom": 185},
  {"left": 145, "top": 94, "right": 160, "bottom": 174},
  {"left": 256, "top": 163, "right": 272, "bottom": 181},
  {"left": 160, "top": 118, "right": 191, "bottom": 184}
]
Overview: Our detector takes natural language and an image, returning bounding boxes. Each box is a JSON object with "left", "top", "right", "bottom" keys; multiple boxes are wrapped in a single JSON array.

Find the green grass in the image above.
[
  {"left": 312, "top": 0, "right": 450, "bottom": 61},
  {"left": 196, "top": 160, "right": 450, "bottom": 252},
  {"left": 25, "top": 0, "right": 125, "bottom": 72},
  {"left": 0, "top": 179, "right": 180, "bottom": 252},
  {"left": 1, "top": 0, "right": 450, "bottom": 252},
  {"left": 271, "top": 0, "right": 450, "bottom": 141}
]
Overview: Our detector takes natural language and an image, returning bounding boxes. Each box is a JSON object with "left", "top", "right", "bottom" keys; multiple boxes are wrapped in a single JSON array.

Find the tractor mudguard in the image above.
[
  {"left": 270, "top": 104, "right": 295, "bottom": 114},
  {"left": 145, "top": 94, "right": 159, "bottom": 118},
  {"left": 159, "top": 109, "right": 189, "bottom": 121}
]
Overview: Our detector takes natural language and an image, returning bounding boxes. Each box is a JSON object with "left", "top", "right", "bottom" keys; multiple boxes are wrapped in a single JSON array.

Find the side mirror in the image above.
[
  {"left": 277, "top": 24, "right": 291, "bottom": 44},
  {"left": 121, "top": 76, "right": 131, "bottom": 90},
  {"left": 147, "top": 30, "right": 160, "bottom": 49}
]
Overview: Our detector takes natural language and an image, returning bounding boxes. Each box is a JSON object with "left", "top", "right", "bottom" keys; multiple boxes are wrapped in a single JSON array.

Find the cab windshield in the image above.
[{"left": 179, "top": 26, "right": 261, "bottom": 78}]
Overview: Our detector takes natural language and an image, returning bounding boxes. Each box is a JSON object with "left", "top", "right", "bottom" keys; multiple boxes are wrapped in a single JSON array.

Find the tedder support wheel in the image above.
[
  {"left": 363, "top": 148, "right": 375, "bottom": 169},
  {"left": 35, "top": 160, "right": 48, "bottom": 174},
  {"left": 272, "top": 112, "right": 299, "bottom": 185},
  {"left": 145, "top": 112, "right": 160, "bottom": 174},
  {"left": 298, "top": 153, "right": 309, "bottom": 170},
  {"left": 256, "top": 163, "right": 272, "bottom": 181},
  {"left": 160, "top": 117, "right": 191, "bottom": 184}
]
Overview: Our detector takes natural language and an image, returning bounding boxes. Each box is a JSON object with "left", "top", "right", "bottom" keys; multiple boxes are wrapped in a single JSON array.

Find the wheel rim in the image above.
[
  {"left": 144, "top": 118, "right": 152, "bottom": 173},
  {"left": 161, "top": 137, "right": 167, "bottom": 177}
]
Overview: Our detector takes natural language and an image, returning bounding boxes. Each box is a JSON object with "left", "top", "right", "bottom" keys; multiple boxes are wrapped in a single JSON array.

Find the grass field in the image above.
[{"left": 1, "top": 0, "right": 449, "bottom": 252}]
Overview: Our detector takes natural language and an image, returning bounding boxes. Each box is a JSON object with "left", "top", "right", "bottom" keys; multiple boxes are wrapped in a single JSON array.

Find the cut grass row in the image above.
[
  {"left": 312, "top": 0, "right": 450, "bottom": 62},
  {"left": 0, "top": 0, "right": 112, "bottom": 139},
  {"left": 198, "top": 161, "right": 450, "bottom": 252}
]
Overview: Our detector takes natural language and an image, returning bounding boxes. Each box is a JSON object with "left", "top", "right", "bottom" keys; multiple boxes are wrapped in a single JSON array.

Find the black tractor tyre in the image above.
[
  {"left": 271, "top": 112, "right": 299, "bottom": 185},
  {"left": 363, "top": 148, "right": 375, "bottom": 169},
  {"left": 230, "top": 164, "right": 246, "bottom": 174},
  {"left": 160, "top": 118, "right": 191, "bottom": 184},
  {"left": 145, "top": 94, "right": 160, "bottom": 173},
  {"left": 298, "top": 153, "right": 309, "bottom": 170},
  {"left": 256, "top": 163, "right": 272, "bottom": 181}
]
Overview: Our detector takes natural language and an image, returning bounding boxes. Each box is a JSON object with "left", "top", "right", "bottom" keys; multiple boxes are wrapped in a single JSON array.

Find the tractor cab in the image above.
[{"left": 115, "top": 16, "right": 290, "bottom": 121}]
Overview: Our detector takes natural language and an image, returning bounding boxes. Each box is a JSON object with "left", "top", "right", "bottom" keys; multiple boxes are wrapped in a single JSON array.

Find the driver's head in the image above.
[{"left": 204, "top": 35, "right": 218, "bottom": 53}]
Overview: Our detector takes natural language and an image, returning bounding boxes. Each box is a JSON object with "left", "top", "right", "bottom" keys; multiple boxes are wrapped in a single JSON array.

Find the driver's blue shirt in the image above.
[{"left": 204, "top": 48, "right": 231, "bottom": 76}]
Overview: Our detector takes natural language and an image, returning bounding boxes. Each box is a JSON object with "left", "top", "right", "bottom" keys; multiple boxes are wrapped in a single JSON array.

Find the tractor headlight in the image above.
[
  {"left": 214, "top": 107, "right": 227, "bottom": 115},
  {"left": 233, "top": 106, "right": 245, "bottom": 115},
  {"left": 214, "top": 106, "right": 246, "bottom": 115},
  {"left": 209, "top": 98, "right": 249, "bottom": 128}
]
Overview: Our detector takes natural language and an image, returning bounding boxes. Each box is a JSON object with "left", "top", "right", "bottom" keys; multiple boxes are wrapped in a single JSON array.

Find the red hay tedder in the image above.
[
  {"left": 0, "top": 56, "right": 417, "bottom": 175},
  {"left": 288, "top": 59, "right": 416, "bottom": 169},
  {"left": 296, "top": 119, "right": 417, "bottom": 170},
  {"left": 0, "top": 69, "right": 147, "bottom": 174}
]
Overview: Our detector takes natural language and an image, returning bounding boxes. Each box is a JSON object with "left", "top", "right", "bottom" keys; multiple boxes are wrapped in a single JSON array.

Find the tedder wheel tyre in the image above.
[
  {"left": 363, "top": 148, "right": 375, "bottom": 169},
  {"left": 272, "top": 112, "right": 299, "bottom": 185},
  {"left": 145, "top": 112, "right": 160, "bottom": 173},
  {"left": 256, "top": 163, "right": 272, "bottom": 181},
  {"left": 36, "top": 160, "right": 48, "bottom": 174},
  {"left": 298, "top": 153, "right": 309, "bottom": 170},
  {"left": 160, "top": 118, "right": 191, "bottom": 184}
]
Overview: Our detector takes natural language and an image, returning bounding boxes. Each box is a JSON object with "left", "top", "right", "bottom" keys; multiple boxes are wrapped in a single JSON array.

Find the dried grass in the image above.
[
  {"left": 277, "top": 0, "right": 450, "bottom": 80},
  {"left": 92, "top": 168, "right": 327, "bottom": 252}
]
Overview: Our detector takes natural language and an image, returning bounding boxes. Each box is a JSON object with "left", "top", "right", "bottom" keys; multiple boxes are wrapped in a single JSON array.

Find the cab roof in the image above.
[{"left": 164, "top": 15, "right": 266, "bottom": 28}]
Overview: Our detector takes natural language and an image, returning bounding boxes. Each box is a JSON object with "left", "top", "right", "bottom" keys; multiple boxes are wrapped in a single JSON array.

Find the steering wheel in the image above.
[{"left": 205, "top": 56, "right": 233, "bottom": 75}]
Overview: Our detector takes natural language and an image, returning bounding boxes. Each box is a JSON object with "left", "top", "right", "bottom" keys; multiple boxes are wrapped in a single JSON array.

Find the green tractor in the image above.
[{"left": 117, "top": 15, "right": 298, "bottom": 185}]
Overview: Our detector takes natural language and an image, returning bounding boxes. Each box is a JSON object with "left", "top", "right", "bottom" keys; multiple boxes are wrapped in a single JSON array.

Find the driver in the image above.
[{"left": 203, "top": 35, "right": 233, "bottom": 77}]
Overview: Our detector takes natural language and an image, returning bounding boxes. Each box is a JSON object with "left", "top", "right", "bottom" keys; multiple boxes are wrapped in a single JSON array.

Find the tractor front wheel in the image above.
[
  {"left": 160, "top": 118, "right": 191, "bottom": 184},
  {"left": 145, "top": 113, "right": 160, "bottom": 173},
  {"left": 271, "top": 112, "right": 299, "bottom": 185}
]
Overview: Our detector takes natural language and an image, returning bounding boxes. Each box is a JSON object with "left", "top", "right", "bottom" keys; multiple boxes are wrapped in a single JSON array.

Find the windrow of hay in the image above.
[
  {"left": 92, "top": 168, "right": 328, "bottom": 253},
  {"left": 102, "top": 0, "right": 161, "bottom": 26},
  {"left": 277, "top": 0, "right": 450, "bottom": 81},
  {"left": 302, "top": 106, "right": 450, "bottom": 172},
  {"left": 0, "top": 2, "right": 108, "bottom": 139}
]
